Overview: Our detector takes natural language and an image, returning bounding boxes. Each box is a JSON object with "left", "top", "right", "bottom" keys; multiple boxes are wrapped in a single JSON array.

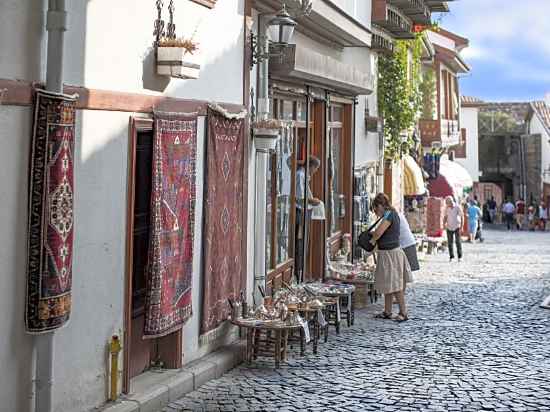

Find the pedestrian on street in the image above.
[
  {"left": 399, "top": 212, "right": 420, "bottom": 273},
  {"left": 528, "top": 205, "right": 536, "bottom": 231},
  {"left": 443, "top": 196, "right": 463, "bottom": 262},
  {"left": 502, "top": 199, "right": 515, "bottom": 231},
  {"left": 369, "top": 193, "right": 412, "bottom": 322},
  {"left": 515, "top": 198, "right": 526, "bottom": 230},
  {"left": 488, "top": 196, "right": 497, "bottom": 223},
  {"left": 538, "top": 201, "right": 548, "bottom": 231},
  {"left": 467, "top": 200, "right": 482, "bottom": 242}
]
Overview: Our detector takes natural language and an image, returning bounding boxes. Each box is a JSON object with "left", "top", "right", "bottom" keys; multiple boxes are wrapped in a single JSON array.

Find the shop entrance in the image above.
[
  {"left": 265, "top": 93, "right": 353, "bottom": 292},
  {"left": 123, "top": 118, "right": 182, "bottom": 393}
]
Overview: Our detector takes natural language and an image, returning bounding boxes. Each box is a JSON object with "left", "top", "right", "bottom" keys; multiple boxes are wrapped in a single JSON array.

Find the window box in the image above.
[
  {"left": 252, "top": 127, "right": 280, "bottom": 151},
  {"left": 157, "top": 47, "right": 201, "bottom": 79}
]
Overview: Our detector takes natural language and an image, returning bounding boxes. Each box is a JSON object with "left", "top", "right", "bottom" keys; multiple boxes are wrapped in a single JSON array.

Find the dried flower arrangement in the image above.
[
  {"left": 252, "top": 119, "right": 285, "bottom": 130},
  {"left": 158, "top": 37, "right": 199, "bottom": 54}
]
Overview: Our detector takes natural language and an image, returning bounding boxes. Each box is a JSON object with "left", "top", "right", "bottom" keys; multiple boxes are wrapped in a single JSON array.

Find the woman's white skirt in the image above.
[{"left": 375, "top": 248, "right": 413, "bottom": 294}]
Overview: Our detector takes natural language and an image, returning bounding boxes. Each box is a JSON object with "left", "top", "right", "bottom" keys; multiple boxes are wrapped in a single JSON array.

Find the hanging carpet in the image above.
[
  {"left": 143, "top": 111, "right": 198, "bottom": 338},
  {"left": 26, "top": 89, "right": 77, "bottom": 334},
  {"left": 200, "top": 104, "right": 247, "bottom": 340}
]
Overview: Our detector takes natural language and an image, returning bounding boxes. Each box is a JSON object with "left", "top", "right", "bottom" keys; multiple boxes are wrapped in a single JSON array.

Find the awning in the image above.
[
  {"left": 427, "top": 174, "right": 454, "bottom": 198},
  {"left": 403, "top": 155, "right": 427, "bottom": 196},
  {"left": 437, "top": 154, "right": 473, "bottom": 197}
]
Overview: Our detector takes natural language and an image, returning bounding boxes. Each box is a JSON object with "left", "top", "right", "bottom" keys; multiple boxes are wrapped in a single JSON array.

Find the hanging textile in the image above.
[
  {"left": 143, "top": 111, "right": 198, "bottom": 338},
  {"left": 26, "top": 89, "right": 77, "bottom": 333},
  {"left": 200, "top": 104, "right": 247, "bottom": 341}
]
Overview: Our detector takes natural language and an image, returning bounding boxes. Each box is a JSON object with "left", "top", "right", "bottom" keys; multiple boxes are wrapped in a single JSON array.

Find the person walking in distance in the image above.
[
  {"left": 467, "top": 200, "right": 482, "bottom": 242},
  {"left": 443, "top": 196, "right": 463, "bottom": 262},
  {"left": 488, "top": 196, "right": 497, "bottom": 223},
  {"left": 539, "top": 201, "right": 548, "bottom": 231},
  {"left": 502, "top": 199, "right": 515, "bottom": 231},
  {"left": 515, "top": 198, "right": 526, "bottom": 230}
]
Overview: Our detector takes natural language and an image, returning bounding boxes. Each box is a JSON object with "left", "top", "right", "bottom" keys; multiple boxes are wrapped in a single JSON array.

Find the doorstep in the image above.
[{"left": 101, "top": 342, "right": 245, "bottom": 412}]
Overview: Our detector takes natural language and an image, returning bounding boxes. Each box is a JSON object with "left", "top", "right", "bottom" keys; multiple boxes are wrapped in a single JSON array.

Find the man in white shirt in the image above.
[
  {"left": 295, "top": 156, "right": 321, "bottom": 281},
  {"left": 502, "top": 199, "right": 515, "bottom": 231},
  {"left": 443, "top": 196, "right": 463, "bottom": 262}
]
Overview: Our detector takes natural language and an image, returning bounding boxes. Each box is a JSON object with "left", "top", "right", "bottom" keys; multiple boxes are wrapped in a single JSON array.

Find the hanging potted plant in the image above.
[
  {"left": 251, "top": 119, "right": 283, "bottom": 151},
  {"left": 157, "top": 37, "right": 201, "bottom": 79}
]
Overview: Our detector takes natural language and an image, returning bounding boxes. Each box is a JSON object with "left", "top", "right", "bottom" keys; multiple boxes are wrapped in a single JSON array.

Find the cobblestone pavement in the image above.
[{"left": 165, "top": 229, "right": 550, "bottom": 411}]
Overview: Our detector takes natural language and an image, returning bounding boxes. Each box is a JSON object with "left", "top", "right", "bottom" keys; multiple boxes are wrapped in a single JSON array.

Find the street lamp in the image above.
[
  {"left": 251, "top": 3, "right": 300, "bottom": 67},
  {"left": 267, "top": 5, "right": 297, "bottom": 45}
]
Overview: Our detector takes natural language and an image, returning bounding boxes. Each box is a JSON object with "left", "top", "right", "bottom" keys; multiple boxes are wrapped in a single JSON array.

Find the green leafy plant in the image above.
[
  {"left": 420, "top": 67, "right": 436, "bottom": 120},
  {"left": 378, "top": 35, "right": 424, "bottom": 160}
]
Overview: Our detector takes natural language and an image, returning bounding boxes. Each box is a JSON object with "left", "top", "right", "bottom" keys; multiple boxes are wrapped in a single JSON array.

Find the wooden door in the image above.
[{"left": 123, "top": 118, "right": 182, "bottom": 393}]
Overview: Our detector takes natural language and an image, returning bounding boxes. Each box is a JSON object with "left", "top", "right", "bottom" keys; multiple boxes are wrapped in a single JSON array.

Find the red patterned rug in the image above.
[
  {"left": 201, "top": 105, "right": 247, "bottom": 339},
  {"left": 144, "top": 111, "right": 198, "bottom": 338},
  {"left": 26, "top": 89, "right": 77, "bottom": 333}
]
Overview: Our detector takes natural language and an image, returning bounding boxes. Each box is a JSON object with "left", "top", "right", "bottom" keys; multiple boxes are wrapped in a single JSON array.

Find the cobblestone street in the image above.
[{"left": 166, "top": 229, "right": 550, "bottom": 412}]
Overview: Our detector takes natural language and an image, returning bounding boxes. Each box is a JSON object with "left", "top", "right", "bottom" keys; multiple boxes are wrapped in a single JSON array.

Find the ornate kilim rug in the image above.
[
  {"left": 26, "top": 89, "right": 77, "bottom": 334},
  {"left": 144, "top": 111, "right": 198, "bottom": 338},
  {"left": 200, "top": 104, "right": 247, "bottom": 340}
]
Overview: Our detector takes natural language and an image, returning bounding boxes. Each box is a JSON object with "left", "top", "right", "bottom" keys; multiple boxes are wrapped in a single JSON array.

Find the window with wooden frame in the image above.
[
  {"left": 189, "top": 0, "right": 217, "bottom": 8},
  {"left": 328, "top": 105, "right": 344, "bottom": 236}
]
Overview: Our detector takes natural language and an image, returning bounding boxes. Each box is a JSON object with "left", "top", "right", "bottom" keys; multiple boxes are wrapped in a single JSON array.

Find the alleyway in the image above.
[{"left": 166, "top": 229, "right": 550, "bottom": 412}]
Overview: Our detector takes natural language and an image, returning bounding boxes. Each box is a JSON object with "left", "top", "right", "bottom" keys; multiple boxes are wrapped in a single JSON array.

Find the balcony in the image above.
[
  {"left": 372, "top": 0, "right": 415, "bottom": 39},
  {"left": 420, "top": 118, "right": 460, "bottom": 147},
  {"left": 388, "top": 0, "right": 431, "bottom": 25},
  {"left": 424, "top": 0, "right": 451, "bottom": 12},
  {"left": 371, "top": 25, "right": 394, "bottom": 54}
]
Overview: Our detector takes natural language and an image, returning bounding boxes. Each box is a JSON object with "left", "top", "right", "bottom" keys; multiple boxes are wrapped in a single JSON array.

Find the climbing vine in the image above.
[
  {"left": 378, "top": 35, "right": 424, "bottom": 160},
  {"left": 420, "top": 67, "right": 436, "bottom": 120}
]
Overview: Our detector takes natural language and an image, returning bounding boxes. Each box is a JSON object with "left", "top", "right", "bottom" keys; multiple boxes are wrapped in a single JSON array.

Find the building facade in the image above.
[{"left": 1, "top": 1, "right": 249, "bottom": 411}]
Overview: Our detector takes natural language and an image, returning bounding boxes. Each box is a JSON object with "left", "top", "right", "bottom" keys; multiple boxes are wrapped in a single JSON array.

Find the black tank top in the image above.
[{"left": 378, "top": 210, "right": 400, "bottom": 250}]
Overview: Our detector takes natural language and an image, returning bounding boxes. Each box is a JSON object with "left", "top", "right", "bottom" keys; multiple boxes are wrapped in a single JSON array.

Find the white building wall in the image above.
[
  {"left": 456, "top": 107, "right": 480, "bottom": 182},
  {"left": 330, "top": 0, "right": 371, "bottom": 28},
  {"left": 0, "top": 107, "right": 35, "bottom": 412},
  {"left": 530, "top": 115, "right": 550, "bottom": 185},
  {"left": 0, "top": 1, "right": 248, "bottom": 411}
]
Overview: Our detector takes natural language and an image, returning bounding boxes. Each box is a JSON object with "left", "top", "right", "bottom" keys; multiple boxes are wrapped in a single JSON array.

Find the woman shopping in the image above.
[{"left": 368, "top": 193, "right": 413, "bottom": 322}]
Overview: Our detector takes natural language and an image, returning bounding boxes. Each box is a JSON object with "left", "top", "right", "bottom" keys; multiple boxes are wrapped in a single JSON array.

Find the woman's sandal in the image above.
[
  {"left": 392, "top": 313, "right": 409, "bottom": 322},
  {"left": 374, "top": 312, "right": 392, "bottom": 319}
]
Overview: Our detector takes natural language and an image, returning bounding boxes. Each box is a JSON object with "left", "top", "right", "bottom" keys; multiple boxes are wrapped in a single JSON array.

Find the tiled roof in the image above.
[
  {"left": 461, "top": 96, "right": 484, "bottom": 106},
  {"left": 531, "top": 101, "right": 550, "bottom": 136}
]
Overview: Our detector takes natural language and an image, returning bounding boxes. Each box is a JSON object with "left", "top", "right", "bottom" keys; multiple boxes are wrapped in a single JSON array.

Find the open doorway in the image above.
[{"left": 123, "top": 118, "right": 182, "bottom": 393}]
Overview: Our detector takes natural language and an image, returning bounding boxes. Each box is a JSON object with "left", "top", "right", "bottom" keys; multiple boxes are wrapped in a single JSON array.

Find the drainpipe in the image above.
[
  {"left": 35, "top": 2, "right": 67, "bottom": 412},
  {"left": 253, "top": 15, "right": 270, "bottom": 305}
]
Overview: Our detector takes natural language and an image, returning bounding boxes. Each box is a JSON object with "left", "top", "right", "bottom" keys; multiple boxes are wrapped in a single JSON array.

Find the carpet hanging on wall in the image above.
[
  {"left": 26, "top": 89, "right": 77, "bottom": 334},
  {"left": 200, "top": 104, "right": 247, "bottom": 341},
  {"left": 143, "top": 111, "right": 198, "bottom": 338}
]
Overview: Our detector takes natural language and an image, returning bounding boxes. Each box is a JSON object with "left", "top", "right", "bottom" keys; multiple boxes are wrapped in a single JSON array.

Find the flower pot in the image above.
[
  {"left": 157, "top": 47, "right": 201, "bottom": 79},
  {"left": 252, "top": 127, "right": 280, "bottom": 151}
]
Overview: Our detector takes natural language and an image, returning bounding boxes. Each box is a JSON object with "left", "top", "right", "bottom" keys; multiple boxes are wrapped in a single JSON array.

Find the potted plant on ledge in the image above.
[
  {"left": 251, "top": 119, "right": 284, "bottom": 151},
  {"left": 157, "top": 37, "right": 201, "bottom": 79}
]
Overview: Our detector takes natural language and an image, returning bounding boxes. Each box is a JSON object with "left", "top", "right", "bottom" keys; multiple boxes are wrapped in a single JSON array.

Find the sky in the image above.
[{"left": 436, "top": 0, "right": 550, "bottom": 102}]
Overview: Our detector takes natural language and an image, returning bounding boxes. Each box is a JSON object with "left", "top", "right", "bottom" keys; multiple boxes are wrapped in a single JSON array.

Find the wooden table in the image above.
[
  {"left": 231, "top": 318, "right": 301, "bottom": 368},
  {"left": 308, "top": 284, "right": 356, "bottom": 331},
  {"left": 287, "top": 305, "right": 325, "bottom": 355}
]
